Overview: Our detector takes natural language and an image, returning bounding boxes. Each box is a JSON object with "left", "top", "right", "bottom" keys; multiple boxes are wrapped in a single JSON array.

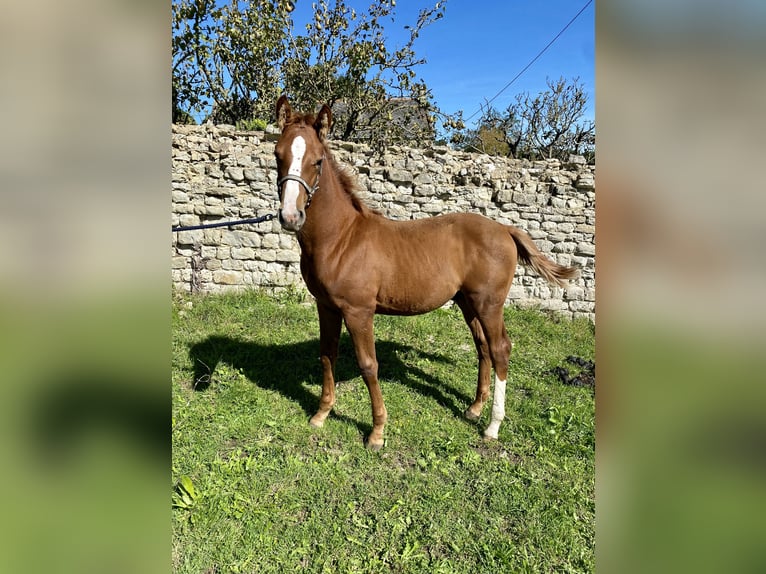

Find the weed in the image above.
[{"left": 234, "top": 117, "right": 269, "bottom": 131}]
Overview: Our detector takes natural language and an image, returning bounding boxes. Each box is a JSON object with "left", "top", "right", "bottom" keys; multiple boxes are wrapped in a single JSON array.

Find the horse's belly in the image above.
[
  {"left": 375, "top": 298, "right": 451, "bottom": 316},
  {"left": 375, "top": 275, "right": 458, "bottom": 316}
]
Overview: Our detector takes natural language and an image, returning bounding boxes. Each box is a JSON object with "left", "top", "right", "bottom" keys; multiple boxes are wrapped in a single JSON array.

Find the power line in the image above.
[{"left": 463, "top": 0, "right": 593, "bottom": 124}]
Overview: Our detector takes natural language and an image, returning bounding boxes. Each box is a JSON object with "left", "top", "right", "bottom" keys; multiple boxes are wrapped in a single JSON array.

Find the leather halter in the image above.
[{"left": 277, "top": 155, "right": 324, "bottom": 209}]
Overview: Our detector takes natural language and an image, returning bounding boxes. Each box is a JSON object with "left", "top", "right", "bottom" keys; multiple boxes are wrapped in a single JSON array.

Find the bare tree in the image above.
[{"left": 459, "top": 77, "right": 594, "bottom": 161}]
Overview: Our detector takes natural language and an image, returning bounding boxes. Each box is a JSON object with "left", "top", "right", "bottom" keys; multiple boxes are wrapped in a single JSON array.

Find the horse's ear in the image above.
[
  {"left": 314, "top": 104, "right": 332, "bottom": 141},
  {"left": 276, "top": 95, "right": 291, "bottom": 132}
]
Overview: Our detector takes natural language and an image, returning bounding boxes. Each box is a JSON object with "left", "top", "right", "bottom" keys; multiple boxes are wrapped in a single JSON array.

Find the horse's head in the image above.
[{"left": 274, "top": 95, "right": 332, "bottom": 232}]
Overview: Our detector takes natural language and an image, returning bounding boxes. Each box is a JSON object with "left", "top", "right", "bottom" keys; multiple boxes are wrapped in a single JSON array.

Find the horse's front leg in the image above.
[
  {"left": 343, "top": 309, "right": 387, "bottom": 450},
  {"left": 309, "top": 303, "right": 342, "bottom": 428}
]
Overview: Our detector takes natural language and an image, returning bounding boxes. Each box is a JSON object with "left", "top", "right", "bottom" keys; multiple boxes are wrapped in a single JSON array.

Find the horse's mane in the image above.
[
  {"left": 322, "top": 150, "right": 372, "bottom": 215},
  {"left": 286, "top": 113, "right": 375, "bottom": 216}
]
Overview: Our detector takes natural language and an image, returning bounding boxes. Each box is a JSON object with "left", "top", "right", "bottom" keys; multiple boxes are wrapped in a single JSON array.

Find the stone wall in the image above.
[{"left": 172, "top": 124, "right": 595, "bottom": 321}]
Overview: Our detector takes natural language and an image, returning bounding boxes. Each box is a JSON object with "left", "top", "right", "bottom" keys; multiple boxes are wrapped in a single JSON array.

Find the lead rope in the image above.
[{"left": 172, "top": 213, "right": 275, "bottom": 233}]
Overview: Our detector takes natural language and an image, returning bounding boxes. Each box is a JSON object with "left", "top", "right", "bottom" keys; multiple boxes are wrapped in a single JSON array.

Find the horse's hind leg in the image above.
[
  {"left": 477, "top": 305, "right": 512, "bottom": 440},
  {"left": 461, "top": 293, "right": 512, "bottom": 440},
  {"left": 454, "top": 293, "right": 492, "bottom": 422}
]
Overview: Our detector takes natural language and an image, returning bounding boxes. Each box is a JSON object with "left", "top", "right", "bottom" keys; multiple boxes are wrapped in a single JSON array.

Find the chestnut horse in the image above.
[{"left": 274, "top": 95, "right": 579, "bottom": 449}]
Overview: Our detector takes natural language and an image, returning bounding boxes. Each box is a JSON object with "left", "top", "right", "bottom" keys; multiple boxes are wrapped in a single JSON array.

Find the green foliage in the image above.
[
  {"left": 172, "top": 290, "right": 594, "bottom": 572},
  {"left": 472, "top": 125, "right": 510, "bottom": 157},
  {"left": 456, "top": 77, "right": 595, "bottom": 161},
  {"left": 172, "top": 0, "right": 290, "bottom": 124},
  {"left": 235, "top": 117, "right": 269, "bottom": 131},
  {"left": 172, "top": 0, "right": 459, "bottom": 148}
]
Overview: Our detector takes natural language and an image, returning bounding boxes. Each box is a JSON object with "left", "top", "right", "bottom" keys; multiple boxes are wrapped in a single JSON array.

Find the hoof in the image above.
[
  {"left": 309, "top": 416, "right": 325, "bottom": 428},
  {"left": 482, "top": 430, "right": 498, "bottom": 441},
  {"left": 365, "top": 437, "right": 385, "bottom": 451},
  {"left": 464, "top": 408, "right": 481, "bottom": 422}
]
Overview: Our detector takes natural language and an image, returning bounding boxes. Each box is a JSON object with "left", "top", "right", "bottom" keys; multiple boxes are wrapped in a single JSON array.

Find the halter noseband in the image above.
[{"left": 277, "top": 155, "right": 324, "bottom": 210}]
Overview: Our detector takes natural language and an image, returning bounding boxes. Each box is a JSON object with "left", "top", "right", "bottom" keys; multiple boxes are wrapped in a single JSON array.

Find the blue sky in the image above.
[{"left": 288, "top": 0, "right": 595, "bottom": 129}]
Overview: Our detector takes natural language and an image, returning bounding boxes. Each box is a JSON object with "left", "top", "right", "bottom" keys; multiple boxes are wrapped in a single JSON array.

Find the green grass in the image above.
[{"left": 172, "top": 290, "right": 595, "bottom": 573}]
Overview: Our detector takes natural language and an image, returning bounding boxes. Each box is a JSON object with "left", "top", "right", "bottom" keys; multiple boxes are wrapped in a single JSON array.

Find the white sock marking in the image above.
[
  {"left": 282, "top": 135, "right": 306, "bottom": 216},
  {"left": 484, "top": 375, "right": 506, "bottom": 439}
]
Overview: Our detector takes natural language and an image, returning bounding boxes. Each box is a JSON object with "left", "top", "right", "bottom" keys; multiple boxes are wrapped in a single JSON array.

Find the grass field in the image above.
[{"left": 172, "top": 290, "right": 595, "bottom": 573}]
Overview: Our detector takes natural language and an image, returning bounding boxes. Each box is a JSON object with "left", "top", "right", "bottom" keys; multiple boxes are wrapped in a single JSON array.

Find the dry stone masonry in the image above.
[{"left": 172, "top": 123, "right": 595, "bottom": 322}]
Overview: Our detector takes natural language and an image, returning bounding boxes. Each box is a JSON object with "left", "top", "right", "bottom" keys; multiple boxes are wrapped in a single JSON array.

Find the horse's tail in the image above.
[{"left": 507, "top": 226, "right": 580, "bottom": 287}]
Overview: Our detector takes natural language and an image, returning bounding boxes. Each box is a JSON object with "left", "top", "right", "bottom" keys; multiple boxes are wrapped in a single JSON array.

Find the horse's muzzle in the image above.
[{"left": 278, "top": 208, "right": 305, "bottom": 232}]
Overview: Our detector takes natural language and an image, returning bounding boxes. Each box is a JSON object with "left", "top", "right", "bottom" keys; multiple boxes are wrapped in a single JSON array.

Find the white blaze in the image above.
[
  {"left": 282, "top": 135, "right": 306, "bottom": 216},
  {"left": 483, "top": 375, "right": 507, "bottom": 440}
]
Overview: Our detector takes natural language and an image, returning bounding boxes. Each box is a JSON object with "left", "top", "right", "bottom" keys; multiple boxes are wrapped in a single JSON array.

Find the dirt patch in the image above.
[{"left": 548, "top": 355, "right": 595, "bottom": 388}]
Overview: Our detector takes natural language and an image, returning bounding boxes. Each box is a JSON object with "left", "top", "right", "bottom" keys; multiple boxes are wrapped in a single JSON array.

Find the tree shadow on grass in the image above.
[{"left": 187, "top": 334, "right": 473, "bottom": 437}]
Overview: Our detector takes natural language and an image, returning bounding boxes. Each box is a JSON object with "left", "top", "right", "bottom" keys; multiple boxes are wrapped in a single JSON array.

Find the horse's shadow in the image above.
[{"left": 188, "top": 334, "right": 473, "bottom": 436}]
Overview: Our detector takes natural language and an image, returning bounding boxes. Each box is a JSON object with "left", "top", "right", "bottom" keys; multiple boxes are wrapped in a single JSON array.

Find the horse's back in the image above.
[
  {"left": 381, "top": 212, "right": 516, "bottom": 266},
  {"left": 351, "top": 211, "right": 518, "bottom": 314}
]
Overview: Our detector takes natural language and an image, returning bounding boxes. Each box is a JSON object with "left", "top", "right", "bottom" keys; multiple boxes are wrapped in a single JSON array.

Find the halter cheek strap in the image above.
[{"left": 277, "top": 155, "right": 324, "bottom": 209}]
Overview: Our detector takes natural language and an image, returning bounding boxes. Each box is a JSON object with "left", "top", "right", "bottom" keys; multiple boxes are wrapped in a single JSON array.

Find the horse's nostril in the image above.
[{"left": 278, "top": 208, "right": 305, "bottom": 231}]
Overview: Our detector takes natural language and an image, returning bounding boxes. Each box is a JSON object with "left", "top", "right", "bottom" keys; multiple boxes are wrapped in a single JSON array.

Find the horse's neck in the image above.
[{"left": 298, "top": 167, "right": 359, "bottom": 254}]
